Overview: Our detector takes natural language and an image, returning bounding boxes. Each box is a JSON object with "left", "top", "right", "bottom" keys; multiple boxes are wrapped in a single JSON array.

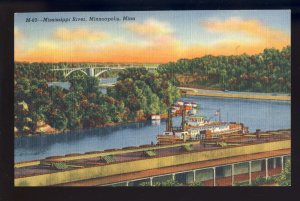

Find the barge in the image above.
[{"left": 157, "top": 103, "right": 248, "bottom": 145}]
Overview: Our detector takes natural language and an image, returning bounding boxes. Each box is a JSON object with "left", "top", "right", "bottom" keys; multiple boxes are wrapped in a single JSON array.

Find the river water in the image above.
[
  {"left": 14, "top": 96, "right": 291, "bottom": 163},
  {"left": 48, "top": 77, "right": 117, "bottom": 94}
]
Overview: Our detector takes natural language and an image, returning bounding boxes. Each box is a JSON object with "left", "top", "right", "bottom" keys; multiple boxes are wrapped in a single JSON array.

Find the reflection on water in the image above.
[{"left": 15, "top": 96, "right": 290, "bottom": 162}]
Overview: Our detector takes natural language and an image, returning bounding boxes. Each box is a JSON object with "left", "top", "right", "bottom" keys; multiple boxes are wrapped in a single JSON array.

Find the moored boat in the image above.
[
  {"left": 157, "top": 103, "right": 249, "bottom": 145},
  {"left": 151, "top": 114, "right": 161, "bottom": 120}
]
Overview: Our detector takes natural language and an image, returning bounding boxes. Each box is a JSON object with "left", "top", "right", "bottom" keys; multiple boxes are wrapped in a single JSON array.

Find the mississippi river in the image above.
[{"left": 15, "top": 96, "right": 290, "bottom": 162}]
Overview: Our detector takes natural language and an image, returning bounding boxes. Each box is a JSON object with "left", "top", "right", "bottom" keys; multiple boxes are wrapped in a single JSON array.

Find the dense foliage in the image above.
[
  {"left": 15, "top": 62, "right": 67, "bottom": 82},
  {"left": 158, "top": 46, "right": 291, "bottom": 93},
  {"left": 233, "top": 159, "right": 291, "bottom": 186},
  {"left": 137, "top": 179, "right": 202, "bottom": 186},
  {"left": 275, "top": 159, "right": 291, "bottom": 186},
  {"left": 14, "top": 68, "right": 180, "bottom": 135},
  {"left": 108, "top": 68, "right": 180, "bottom": 117}
]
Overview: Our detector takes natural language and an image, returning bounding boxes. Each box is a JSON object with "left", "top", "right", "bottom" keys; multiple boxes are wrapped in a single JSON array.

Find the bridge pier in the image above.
[{"left": 89, "top": 68, "right": 95, "bottom": 77}]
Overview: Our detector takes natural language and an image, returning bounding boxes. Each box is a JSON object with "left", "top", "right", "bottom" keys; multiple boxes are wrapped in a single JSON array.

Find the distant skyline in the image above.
[{"left": 15, "top": 10, "right": 290, "bottom": 63}]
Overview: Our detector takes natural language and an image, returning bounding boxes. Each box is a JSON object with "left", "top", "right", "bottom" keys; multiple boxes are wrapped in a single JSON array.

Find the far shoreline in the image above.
[{"left": 180, "top": 87, "right": 291, "bottom": 101}]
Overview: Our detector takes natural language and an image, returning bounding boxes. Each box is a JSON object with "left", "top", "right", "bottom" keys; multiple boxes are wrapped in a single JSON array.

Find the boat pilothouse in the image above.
[
  {"left": 186, "top": 116, "right": 208, "bottom": 127},
  {"left": 157, "top": 100, "right": 249, "bottom": 145}
]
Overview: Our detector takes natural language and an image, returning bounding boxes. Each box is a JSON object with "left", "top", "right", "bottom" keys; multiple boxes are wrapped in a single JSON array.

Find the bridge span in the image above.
[{"left": 51, "top": 64, "right": 159, "bottom": 78}]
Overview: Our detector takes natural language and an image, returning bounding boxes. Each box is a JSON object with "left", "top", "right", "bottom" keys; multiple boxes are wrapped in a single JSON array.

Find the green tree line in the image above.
[{"left": 158, "top": 46, "right": 291, "bottom": 93}]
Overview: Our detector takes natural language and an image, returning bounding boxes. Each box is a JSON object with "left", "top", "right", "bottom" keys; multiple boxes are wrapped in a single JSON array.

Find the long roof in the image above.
[{"left": 15, "top": 129, "right": 290, "bottom": 179}]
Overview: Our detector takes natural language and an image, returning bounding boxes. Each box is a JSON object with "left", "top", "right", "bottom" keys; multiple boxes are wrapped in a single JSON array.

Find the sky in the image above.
[{"left": 14, "top": 10, "right": 291, "bottom": 63}]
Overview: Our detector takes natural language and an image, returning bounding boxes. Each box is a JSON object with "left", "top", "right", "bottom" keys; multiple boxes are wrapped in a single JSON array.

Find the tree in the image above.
[
  {"left": 68, "top": 75, "right": 87, "bottom": 92},
  {"left": 48, "top": 110, "right": 68, "bottom": 130},
  {"left": 276, "top": 160, "right": 291, "bottom": 186},
  {"left": 158, "top": 46, "right": 290, "bottom": 93},
  {"left": 138, "top": 179, "right": 202, "bottom": 187},
  {"left": 86, "top": 77, "right": 100, "bottom": 94}
]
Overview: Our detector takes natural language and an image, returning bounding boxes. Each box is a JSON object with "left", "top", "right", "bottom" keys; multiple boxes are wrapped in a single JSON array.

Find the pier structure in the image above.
[{"left": 14, "top": 129, "right": 290, "bottom": 186}]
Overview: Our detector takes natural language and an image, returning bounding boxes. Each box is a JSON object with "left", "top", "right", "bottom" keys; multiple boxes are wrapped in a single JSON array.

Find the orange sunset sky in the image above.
[{"left": 14, "top": 10, "right": 290, "bottom": 63}]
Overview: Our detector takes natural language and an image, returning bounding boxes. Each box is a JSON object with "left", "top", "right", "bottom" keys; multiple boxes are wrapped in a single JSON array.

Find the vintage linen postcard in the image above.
[{"left": 14, "top": 10, "right": 290, "bottom": 186}]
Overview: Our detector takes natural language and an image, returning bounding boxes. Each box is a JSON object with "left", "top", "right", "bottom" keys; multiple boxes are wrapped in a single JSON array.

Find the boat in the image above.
[
  {"left": 191, "top": 102, "right": 197, "bottom": 108},
  {"left": 151, "top": 114, "right": 161, "bottom": 120},
  {"left": 157, "top": 103, "right": 249, "bottom": 145},
  {"left": 188, "top": 108, "right": 197, "bottom": 115},
  {"left": 177, "top": 100, "right": 184, "bottom": 106}
]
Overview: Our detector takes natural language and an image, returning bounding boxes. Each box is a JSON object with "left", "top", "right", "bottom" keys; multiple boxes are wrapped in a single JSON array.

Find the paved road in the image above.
[{"left": 178, "top": 87, "right": 290, "bottom": 97}]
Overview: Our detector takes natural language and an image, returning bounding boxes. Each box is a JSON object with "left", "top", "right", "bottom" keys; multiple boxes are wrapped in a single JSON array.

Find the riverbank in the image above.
[
  {"left": 180, "top": 87, "right": 291, "bottom": 101},
  {"left": 14, "top": 116, "right": 156, "bottom": 138}
]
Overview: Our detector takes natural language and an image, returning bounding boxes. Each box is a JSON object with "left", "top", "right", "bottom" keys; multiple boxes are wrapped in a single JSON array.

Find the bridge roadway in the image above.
[
  {"left": 14, "top": 129, "right": 290, "bottom": 186},
  {"left": 51, "top": 64, "right": 159, "bottom": 78}
]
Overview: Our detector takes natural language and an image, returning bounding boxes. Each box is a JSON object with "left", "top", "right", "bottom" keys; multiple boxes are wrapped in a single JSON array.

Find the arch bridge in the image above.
[{"left": 51, "top": 64, "right": 159, "bottom": 78}]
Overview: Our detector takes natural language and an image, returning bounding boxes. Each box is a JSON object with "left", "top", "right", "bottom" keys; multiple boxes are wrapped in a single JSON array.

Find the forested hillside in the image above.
[{"left": 158, "top": 46, "right": 291, "bottom": 93}]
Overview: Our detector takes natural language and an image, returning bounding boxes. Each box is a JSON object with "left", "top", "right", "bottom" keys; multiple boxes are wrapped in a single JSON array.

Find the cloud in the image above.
[
  {"left": 15, "top": 27, "right": 25, "bottom": 60},
  {"left": 203, "top": 17, "right": 266, "bottom": 35},
  {"left": 184, "top": 40, "right": 272, "bottom": 59},
  {"left": 15, "top": 20, "right": 181, "bottom": 63},
  {"left": 15, "top": 17, "right": 290, "bottom": 63},
  {"left": 16, "top": 38, "right": 183, "bottom": 63},
  {"left": 126, "top": 19, "right": 173, "bottom": 37},
  {"left": 14, "top": 27, "right": 23, "bottom": 39},
  {"left": 53, "top": 27, "right": 110, "bottom": 41},
  {"left": 125, "top": 18, "right": 180, "bottom": 51},
  {"left": 37, "top": 40, "right": 57, "bottom": 49},
  {"left": 202, "top": 17, "right": 290, "bottom": 49}
]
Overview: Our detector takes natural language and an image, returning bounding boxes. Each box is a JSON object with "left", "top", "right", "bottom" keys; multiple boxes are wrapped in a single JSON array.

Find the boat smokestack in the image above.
[
  {"left": 166, "top": 107, "right": 173, "bottom": 132},
  {"left": 256, "top": 129, "right": 261, "bottom": 138},
  {"left": 166, "top": 117, "right": 169, "bottom": 131},
  {"left": 241, "top": 123, "right": 244, "bottom": 134},
  {"left": 182, "top": 108, "right": 186, "bottom": 131}
]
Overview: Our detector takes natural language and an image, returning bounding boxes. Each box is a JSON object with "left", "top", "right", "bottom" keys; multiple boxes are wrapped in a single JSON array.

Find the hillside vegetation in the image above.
[
  {"left": 14, "top": 68, "right": 180, "bottom": 135},
  {"left": 158, "top": 46, "right": 290, "bottom": 93}
]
